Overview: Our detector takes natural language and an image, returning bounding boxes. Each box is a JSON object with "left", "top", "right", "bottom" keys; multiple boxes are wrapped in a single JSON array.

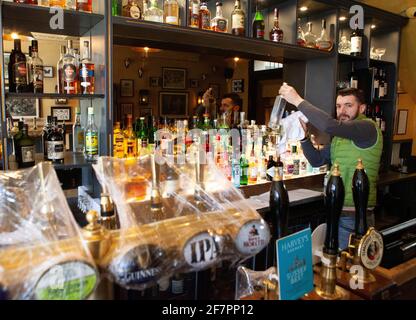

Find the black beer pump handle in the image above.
[
  {"left": 324, "top": 164, "right": 345, "bottom": 255},
  {"left": 269, "top": 168, "right": 289, "bottom": 239},
  {"left": 352, "top": 159, "right": 369, "bottom": 237}
]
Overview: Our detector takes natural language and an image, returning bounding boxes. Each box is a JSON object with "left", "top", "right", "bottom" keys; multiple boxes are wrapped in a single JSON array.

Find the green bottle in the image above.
[
  {"left": 137, "top": 116, "right": 148, "bottom": 149},
  {"left": 240, "top": 153, "right": 249, "bottom": 185},
  {"left": 112, "top": 0, "right": 119, "bottom": 16},
  {"left": 252, "top": 3, "right": 265, "bottom": 39},
  {"left": 84, "top": 107, "right": 99, "bottom": 162}
]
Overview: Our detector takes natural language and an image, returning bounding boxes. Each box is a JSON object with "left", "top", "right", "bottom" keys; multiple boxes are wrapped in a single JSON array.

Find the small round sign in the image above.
[
  {"left": 358, "top": 228, "right": 384, "bottom": 270},
  {"left": 183, "top": 232, "right": 222, "bottom": 270},
  {"left": 234, "top": 220, "right": 270, "bottom": 256}
]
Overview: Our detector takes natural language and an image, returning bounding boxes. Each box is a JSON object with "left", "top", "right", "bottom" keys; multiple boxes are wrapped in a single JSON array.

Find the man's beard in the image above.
[{"left": 337, "top": 110, "right": 359, "bottom": 122}]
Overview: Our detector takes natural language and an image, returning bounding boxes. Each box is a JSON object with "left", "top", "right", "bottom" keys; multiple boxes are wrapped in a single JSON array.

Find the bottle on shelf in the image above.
[
  {"left": 350, "top": 20, "right": 363, "bottom": 57},
  {"left": 231, "top": 0, "right": 245, "bottom": 36},
  {"left": 239, "top": 152, "right": 248, "bottom": 186},
  {"left": 16, "top": 124, "right": 35, "bottom": 169},
  {"left": 27, "top": 45, "right": 33, "bottom": 92},
  {"left": 112, "top": 0, "right": 119, "bottom": 16},
  {"left": 349, "top": 64, "right": 358, "bottom": 89},
  {"left": 56, "top": 45, "right": 66, "bottom": 94},
  {"left": 136, "top": 116, "right": 148, "bottom": 155},
  {"left": 382, "top": 69, "right": 388, "bottom": 98},
  {"left": 270, "top": 8, "right": 283, "bottom": 42},
  {"left": 164, "top": 0, "right": 179, "bottom": 25},
  {"left": 211, "top": 2, "right": 228, "bottom": 33},
  {"left": 231, "top": 156, "right": 241, "bottom": 187},
  {"left": 65, "top": 0, "right": 76, "bottom": 10},
  {"left": 84, "top": 107, "right": 99, "bottom": 162},
  {"left": 72, "top": 107, "right": 84, "bottom": 153},
  {"left": 199, "top": 1, "right": 211, "bottom": 30},
  {"left": 252, "top": 3, "right": 265, "bottom": 39},
  {"left": 76, "top": 0, "right": 92, "bottom": 12},
  {"left": 378, "top": 69, "right": 385, "bottom": 99},
  {"left": 62, "top": 40, "right": 78, "bottom": 94},
  {"left": 29, "top": 40, "right": 44, "bottom": 94},
  {"left": 49, "top": 0, "right": 65, "bottom": 7},
  {"left": 47, "top": 117, "right": 65, "bottom": 164},
  {"left": 248, "top": 143, "right": 258, "bottom": 184},
  {"left": 113, "top": 121, "right": 125, "bottom": 158},
  {"left": 122, "top": 0, "right": 142, "bottom": 19},
  {"left": 144, "top": 0, "right": 163, "bottom": 22},
  {"left": 10, "top": 39, "right": 28, "bottom": 93},
  {"left": 304, "top": 22, "right": 317, "bottom": 49},
  {"left": 42, "top": 116, "right": 52, "bottom": 159},
  {"left": 296, "top": 18, "right": 306, "bottom": 47},
  {"left": 316, "top": 19, "right": 333, "bottom": 51},
  {"left": 124, "top": 114, "right": 137, "bottom": 158},
  {"left": 80, "top": 40, "right": 95, "bottom": 94},
  {"left": 266, "top": 154, "right": 276, "bottom": 181},
  {"left": 189, "top": 0, "right": 200, "bottom": 28},
  {"left": 171, "top": 274, "right": 185, "bottom": 295}
]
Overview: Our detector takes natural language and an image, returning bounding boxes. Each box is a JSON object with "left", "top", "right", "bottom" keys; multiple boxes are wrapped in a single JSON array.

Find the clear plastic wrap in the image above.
[
  {"left": 93, "top": 149, "right": 271, "bottom": 290},
  {"left": 235, "top": 266, "right": 278, "bottom": 300},
  {"left": 0, "top": 162, "right": 98, "bottom": 300}
]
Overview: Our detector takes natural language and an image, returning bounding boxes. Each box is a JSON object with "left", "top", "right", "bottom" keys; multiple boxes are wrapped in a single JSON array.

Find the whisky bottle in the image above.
[
  {"left": 47, "top": 117, "right": 65, "bottom": 164},
  {"left": 269, "top": 8, "right": 283, "bottom": 42},
  {"left": 76, "top": 0, "right": 92, "bottom": 12},
  {"left": 124, "top": 114, "right": 137, "bottom": 158},
  {"left": 80, "top": 41, "right": 95, "bottom": 94},
  {"left": 231, "top": 0, "right": 245, "bottom": 36},
  {"left": 352, "top": 159, "right": 369, "bottom": 237},
  {"left": 16, "top": 124, "right": 35, "bottom": 168},
  {"left": 316, "top": 19, "right": 333, "bottom": 51},
  {"left": 122, "top": 0, "right": 142, "bottom": 19},
  {"left": 190, "top": 0, "right": 200, "bottom": 28},
  {"left": 211, "top": 2, "right": 228, "bottom": 33},
  {"left": 113, "top": 121, "right": 125, "bottom": 158},
  {"left": 252, "top": 4, "right": 265, "bottom": 39},
  {"left": 144, "top": 0, "right": 163, "bottom": 23},
  {"left": 304, "top": 22, "right": 317, "bottom": 48},
  {"left": 29, "top": 40, "right": 44, "bottom": 93},
  {"left": 296, "top": 19, "right": 306, "bottom": 46},
  {"left": 164, "top": 0, "right": 179, "bottom": 25},
  {"left": 72, "top": 107, "right": 84, "bottom": 153},
  {"left": 62, "top": 40, "right": 78, "bottom": 94},
  {"left": 199, "top": 1, "right": 211, "bottom": 30},
  {"left": 84, "top": 107, "right": 99, "bottom": 162}
]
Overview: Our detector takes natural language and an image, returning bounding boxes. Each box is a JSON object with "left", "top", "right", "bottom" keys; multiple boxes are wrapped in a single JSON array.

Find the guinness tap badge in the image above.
[{"left": 183, "top": 232, "right": 222, "bottom": 270}]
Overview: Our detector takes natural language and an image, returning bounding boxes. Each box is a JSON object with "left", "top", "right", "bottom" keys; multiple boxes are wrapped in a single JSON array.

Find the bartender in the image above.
[
  {"left": 220, "top": 93, "right": 242, "bottom": 127},
  {"left": 278, "top": 84, "right": 383, "bottom": 250}
]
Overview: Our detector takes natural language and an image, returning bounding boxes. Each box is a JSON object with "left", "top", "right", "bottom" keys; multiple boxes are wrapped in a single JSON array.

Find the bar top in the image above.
[{"left": 378, "top": 171, "right": 416, "bottom": 188}]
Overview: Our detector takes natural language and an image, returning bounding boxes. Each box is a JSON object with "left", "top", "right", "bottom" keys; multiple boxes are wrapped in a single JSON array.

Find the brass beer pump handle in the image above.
[{"left": 82, "top": 210, "right": 111, "bottom": 263}]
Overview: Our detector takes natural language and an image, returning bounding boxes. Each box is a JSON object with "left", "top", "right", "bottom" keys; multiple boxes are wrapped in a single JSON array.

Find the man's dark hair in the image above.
[
  {"left": 222, "top": 93, "right": 243, "bottom": 108},
  {"left": 337, "top": 88, "right": 366, "bottom": 105}
]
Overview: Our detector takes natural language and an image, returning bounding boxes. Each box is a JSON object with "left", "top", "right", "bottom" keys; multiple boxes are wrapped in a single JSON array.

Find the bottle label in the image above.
[
  {"left": 47, "top": 141, "right": 64, "bottom": 160},
  {"left": 232, "top": 164, "right": 241, "bottom": 187},
  {"left": 183, "top": 232, "right": 221, "bottom": 270},
  {"left": 232, "top": 14, "right": 244, "bottom": 29},
  {"left": 80, "top": 66, "right": 94, "bottom": 81},
  {"left": 271, "top": 32, "right": 281, "bottom": 42},
  {"left": 192, "top": 3, "right": 199, "bottom": 15},
  {"left": 350, "top": 36, "right": 362, "bottom": 54},
  {"left": 249, "top": 166, "right": 258, "bottom": 178},
  {"left": 201, "top": 14, "right": 211, "bottom": 29},
  {"left": 85, "top": 131, "right": 98, "bottom": 155},
  {"left": 381, "top": 121, "right": 386, "bottom": 132},
  {"left": 166, "top": 16, "right": 178, "bottom": 24},
  {"left": 379, "top": 86, "right": 385, "bottom": 98},
  {"left": 374, "top": 79, "right": 379, "bottom": 89},
  {"left": 130, "top": 5, "right": 141, "bottom": 19},
  {"left": 171, "top": 278, "right": 184, "bottom": 294},
  {"left": 21, "top": 145, "right": 35, "bottom": 163},
  {"left": 33, "top": 65, "right": 44, "bottom": 88},
  {"left": 14, "top": 62, "right": 27, "bottom": 84},
  {"left": 34, "top": 261, "right": 97, "bottom": 300},
  {"left": 293, "top": 159, "right": 300, "bottom": 175},
  {"left": 234, "top": 220, "right": 270, "bottom": 256},
  {"left": 63, "top": 64, "right": 77, "bottom": 82},
  {"left": 146, "top": 15, "right": 163, "bottom": 23},
  {"left": 256, "top": 28, "right": 265, "bottom": 39},
  {"left": 214, "top": 19, "right": 227, "bottom": 32},
  {"left": 77, "top": 131, "right": 85, "bottom": 145}
]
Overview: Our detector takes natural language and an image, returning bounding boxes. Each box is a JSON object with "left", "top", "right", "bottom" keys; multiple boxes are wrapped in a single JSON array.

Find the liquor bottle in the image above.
[
  {"left": 202, "top": 114, "right": 211, "bottom": 152},
  {"left": 136, "top": 117, "right": 148, "bottom": 155},
  {"left": 11, "top": 39, "right": 28, "bottom": 93},
  {"left": 124, "top": 114, "right": 137, "bottom": 158},
  {"left": 276, "top": 155, "right": 284, "bottom": 178},
  {"left": 231, "top": 156, "right": 241, "bottom": 187},
  {"left": 80, "top": 41, "right": 95, "bottom": 94},
  {"left": 72, "top": 107, "right": 84, "bottom": 153},
  {"left": 57, "top": 45, "right": 66, "bottom": 94},
  {"left": 49, "top": 0, "right": 65, "bottom": 7},
  {"left": 122, "top": 0, "right": 142, "bottom": 19},
  {"left": 148, "top": 116, "right": 158, "bottom": 145},
  {"left": 292, "top": 145, "right": 300, "bottom": 175},
  {"left": 16, "top": 124, "right": 35, "bottom": 168},
  {"left": 296, "top": 19, "right": 306, "bottom": 47},
  {"left": 47, "top": 117, "right": 65, "bottom": 164},
  {"left": 349, "top": 65, "right": 358, "bottom": 89},
  {"left": 266, "top": 155, "right": 276, "bottom": 181},
  {"left": 352, "top": 159, "right": 369, "bottom": 237},
  {"left": 379, "top": 108, "right": 386, "bottom": 133},
  {"left": 42, "top": 116, "right": 52, "bottom": 159},
  {"left": 113, "top": 121, "right": 125, "bottom": 158},
  {"left": 239, "top": 153, "right": 248, "bottom": 186},
  {"left": 231, "top": 0, "right": 245, "bottom": 36},
  {"left": 378, "top": 69, "right": 385, "bottom": 99},
  {"left": 144, "top": 0, "right": 163, "bottom": 22},
  {"left": 269, "top": 8, "right": 283, "bottom": 42},
  {"left": 252, "top": 4, "right": 265, "bottom": 39},
  {"left": 62, "top": 40, "right": 78, "bottom": 94},
  {"left": 8, "top": 41, "right": 17, "bottom": 92},
  {"left": 189, "top": 0, "right": 200, "bottom": 28},
  {"left": 324, "top": 164, "right": 345, "bottom": 255},
  {"left": 76, "top": 0, "right": 92, "bottom": 12},
  {"left": 248, "top": 143, "right": 258, "bottom": 184},
  {"left": 29, "top": 40, "right": 44, "bottom": 93},
  {"left": 383, "top": 70, "right": 388, "bottom": 97},
  {"left": 164, "top": 0, "right": 179, "bottom": 25},
  {"left": 211, "top": 2, "right": 228, "bottom": 33},
  {"left": 350, "top": 20, "right": 363, "bottom": 57},
  {"left": 268, "top": 167, "right": 289, "bottom": 266},
  {"left": 199, "top": 1, "right": 211, "bottom": 30},
  {"left": 84, "top": 107, "right": 99, "bottom": 162},
  {"left": 112, "top": 0, "right": 119, "bottom": 16},
  {"left": 27, "top": 46, "right": 33, "bottom": 92},
  {"left": 316, "top": 19, "right": 333, "bottom": 51},
  {"left": 65, "top": 0, "right": 76, "bottom": 10},
  {"left": 304, "top": 22, "right": 317, "bottom": 48}
]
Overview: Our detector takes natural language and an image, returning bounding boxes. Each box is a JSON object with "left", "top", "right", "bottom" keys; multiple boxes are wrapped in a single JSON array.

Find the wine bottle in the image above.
[{"left": 350, "top": 20, "right": 363, "bottom": 57}]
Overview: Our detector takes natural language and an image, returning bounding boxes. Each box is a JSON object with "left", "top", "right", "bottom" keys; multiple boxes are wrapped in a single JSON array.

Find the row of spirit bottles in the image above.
[{"left": 14, "top": 0, "right": 93, "bottom": 13}]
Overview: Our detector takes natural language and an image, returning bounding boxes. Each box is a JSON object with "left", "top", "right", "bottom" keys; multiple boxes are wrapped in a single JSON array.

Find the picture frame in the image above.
[
  {"left": 396, "top": 109, "right": 408, "bottom": 135},
  {"left": 159, "top": 92, "right": 189, "bottom": 117},
  {"left": 120, "top": 79, "right": 134, "bottom": 97},
  {"left": 162, "top": 67, "right": 187, "bottom": 90},
  {"left": 6, "top": 98, "right": 40, "bottom": 120},
  {"left": 231, "top": 79, "right": 244, "bottom": 93},
  {"left": 209, "top": 83, "right": 220, "bottom": 100},
  {"left": 190, "top": 79, "right": 199, "bottom": 88},
  {"left": 51, "top": 106, "right": 72, "bottom": 121},
  {"left": 121, "top": 103, "right": 134, "bottom": 117},
  {"left": 149, "top": 76, "right": 161, "bottom": 87},
  {"left": 43, "top": 66, "right": 54, "bottom": 78},
  {"left": 55, "top": 98, "right": 68, "bottom": 105}
]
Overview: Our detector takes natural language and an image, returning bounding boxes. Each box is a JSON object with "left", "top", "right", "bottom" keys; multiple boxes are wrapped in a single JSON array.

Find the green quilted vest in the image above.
[{"left": 330, "top": 114, "right": 383, "bottom": 207}]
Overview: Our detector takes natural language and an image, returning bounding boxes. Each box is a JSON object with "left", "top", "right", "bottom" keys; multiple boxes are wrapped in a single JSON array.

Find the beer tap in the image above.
[
  {"left": 339, "top": 159, "right": 384, "bottom": 284},
  {"left": 150, "top": 153, "right": 165, "bottom": 220},
  {"left": 315, "top": 164, "right": 347, "bottom": 300},
  {"left": 100, "top": 188, "right": 118, "bottom": 230}
]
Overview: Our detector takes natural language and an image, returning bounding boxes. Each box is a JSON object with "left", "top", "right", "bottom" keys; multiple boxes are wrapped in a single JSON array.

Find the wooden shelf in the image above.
[
  {"left": 113, "top": 17, "right": 332, "bottom": 62},
  {"left": 338, "top": 53, "right": 367, "bottom": 62},
  {"left": 6, "top": 93, "right": 105, "bottom": 100},
  {"left": 370, "top": 59, "right": 396, "bottom": 65},
  {"left": 1, "top": 1, "right": 104, "bottom": 37}
]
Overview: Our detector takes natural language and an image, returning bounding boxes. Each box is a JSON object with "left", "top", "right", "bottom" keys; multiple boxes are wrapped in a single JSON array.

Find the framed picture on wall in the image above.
[
  {"left": 396, "top": 109, "right": 408, "bottom": 135},
  {"left": 51, "top": 106, "right": 72, "bottom": 121},
  {"left": 120, "top": 79, "right": 134, "bottom": 97},
  {"left": 159, "top": 92, "right": 188, "bottom": 117},
  {"left": 231, "top": 79, "right": 244, "bottom": 93},
  {"left": 162, "top": 67, "right": 187, "bottom": 89},
  {"left": 43, "top": 66, "right": 54, "bottom": 78},
  {"left": 6, "top": 98, "right": 40, "bottom": 120},
  {"left": 150, "top": 77, "right": 161, "bottom": 87},
  {"left": 121, "top": 103, "right": 134, "bottom": 117}
]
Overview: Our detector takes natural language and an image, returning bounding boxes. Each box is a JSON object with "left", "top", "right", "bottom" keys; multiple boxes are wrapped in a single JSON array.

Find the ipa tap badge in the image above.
[
  {"left": 108, "top": 244, "right": 166, "bottom": 289},
  {"left": 358, "top": 228, "right": 384, "bottom": 270},
  {"left": 183, "top": 232, "right": 222, "bottom": 270},
  {"left": 234, "top": 220, "right": 270, "bottom": 256}
]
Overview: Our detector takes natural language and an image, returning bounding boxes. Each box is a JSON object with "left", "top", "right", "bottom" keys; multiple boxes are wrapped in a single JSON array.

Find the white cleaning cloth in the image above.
[{"left": 278, "top": 111, "right": 309, "bottom": 155}]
